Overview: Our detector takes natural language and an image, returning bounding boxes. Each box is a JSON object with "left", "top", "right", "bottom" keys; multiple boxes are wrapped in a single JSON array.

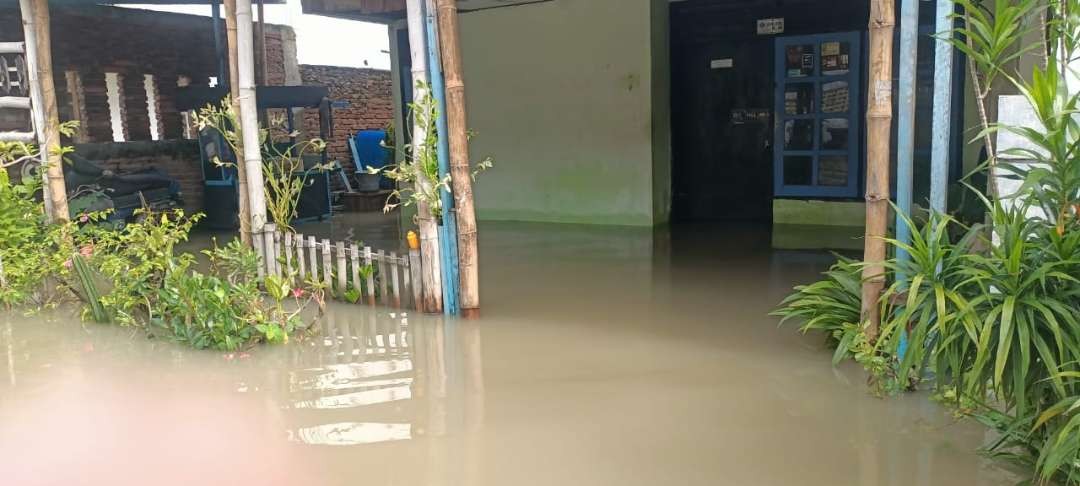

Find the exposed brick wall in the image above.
[
  {"left": 299, "top": 65, "right": 393, "bottom": 180},
  {"left": 0, "top": 6, "right": 297, "bottom": 213}
]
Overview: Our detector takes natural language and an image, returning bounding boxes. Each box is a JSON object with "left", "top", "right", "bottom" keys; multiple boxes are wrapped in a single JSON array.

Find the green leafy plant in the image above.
[{"left": 370, "top": 81, "right": 492, "bottom": 216}]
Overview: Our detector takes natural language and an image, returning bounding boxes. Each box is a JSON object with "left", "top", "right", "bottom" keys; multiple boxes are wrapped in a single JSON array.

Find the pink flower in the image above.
[
  {"left": 291, "top": 288, "right": 305, "bottom": 298},
  {"left": 63, "top": 259, "right": 73, "bottom": 269},
  {"left": 78, "top": 213, "right": 89, "bottom": 223},
  {"left": 79, "top": 244, "right": 94, "bottom": 258}
]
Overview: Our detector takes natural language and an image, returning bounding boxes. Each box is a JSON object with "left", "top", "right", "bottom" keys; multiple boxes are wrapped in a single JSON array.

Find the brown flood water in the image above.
[{"left": 0, "top": 220, "right": 1021, "bottom": 486}]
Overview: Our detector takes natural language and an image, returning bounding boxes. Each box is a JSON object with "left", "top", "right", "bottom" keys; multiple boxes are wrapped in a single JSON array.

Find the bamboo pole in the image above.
[
  {"left": 405, "top": 0, "right": 443, "bottom": 314},
  {"left": 861, "top": 0, "right": 896, "bottom": 340},
  {"left": 424, "top": 0, "right": 460, "bottom": 316},
  {"left": 233, "top": 0, "right": 268, "bottom": 254},
  {"left": 223, "top": 0, "right": 252, "bottom": 246},
  {"left": 894, "top": 0, "right": 920, "bottom": 279},
  {"left": 20, "top": 0, "right": 68, "bottom": 223},
  {"left": 929, "top": 0, "right": 954, "bottom": 215},
  {"left": 437, "top": 0, "right": 480, "bottom": 318}
]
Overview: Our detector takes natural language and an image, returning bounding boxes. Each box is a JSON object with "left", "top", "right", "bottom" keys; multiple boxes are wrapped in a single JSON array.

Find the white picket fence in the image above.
[{"left": 256, "top": 223, "right": 421, "bottom": 310}]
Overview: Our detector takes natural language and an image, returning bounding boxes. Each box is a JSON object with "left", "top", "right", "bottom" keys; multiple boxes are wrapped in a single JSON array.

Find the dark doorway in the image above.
[
  {"left": 669, "top": 0, "right": 872, "bottom": 224},
  {"left": 671, "top": 38, "right": 774, "bottom": 222}
]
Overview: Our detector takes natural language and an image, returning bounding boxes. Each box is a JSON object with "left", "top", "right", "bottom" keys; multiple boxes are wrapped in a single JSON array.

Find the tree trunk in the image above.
[
  {"left": 862, "top": 0, "right": 895, "bottom": 340},
  {"left": 405, "top": 0, "right": 443, "bottom": 314},
  {"left": 224, "top": 0, "right": 252, "bottom": 246},
  {"left": 436, "top": 0, "right": 480, "bottom": 318},
  {"left": 21, "top": 0, "right": 68, "bottom": 222},
  {"left": 234, "top": 0, "right": 268, "bottom": 253}
]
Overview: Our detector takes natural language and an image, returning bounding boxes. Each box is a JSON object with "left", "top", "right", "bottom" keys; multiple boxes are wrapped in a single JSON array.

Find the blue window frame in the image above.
[{"left": 774, "top": 32, "right": 862, "bottom": 198}]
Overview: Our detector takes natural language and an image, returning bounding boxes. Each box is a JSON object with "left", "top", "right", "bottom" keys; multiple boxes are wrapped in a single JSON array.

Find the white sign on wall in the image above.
[
  {"left": 757, "top": 18, "right": 785, "bottom": 35},
  {"left": 710, "top": 58, "right": 734, "bottom": 69}
]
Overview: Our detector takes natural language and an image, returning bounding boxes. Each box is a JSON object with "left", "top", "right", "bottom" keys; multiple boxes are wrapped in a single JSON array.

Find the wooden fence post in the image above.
[
  {"left": 363, "top": 246, "right": 376, "bottom": 306},
  {"left": 377, "top": 249, "right": 389, "bottom": 306},
  {"left": 296, "top": 234, "right": 307, "bottom": 280},
  {"left": 336, "top": 241, "right": 348, "bottom": 297},
  {"left": 321, "top": 238, "right": 332, "bottom": 293},
  {"left": 390, "top": 252, "right": 402, "bottom": 308},
  {"left": 307, "top": 235, "right": 318, "bottom": 282},
  {"left": 350, "top": 244, "right": 362, "bottom": 301}
]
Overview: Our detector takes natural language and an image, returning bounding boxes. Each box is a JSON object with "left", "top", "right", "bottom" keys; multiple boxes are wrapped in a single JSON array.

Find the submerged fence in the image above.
[{"left": 257, "top": 223, "right": 422, "bottom": 311}]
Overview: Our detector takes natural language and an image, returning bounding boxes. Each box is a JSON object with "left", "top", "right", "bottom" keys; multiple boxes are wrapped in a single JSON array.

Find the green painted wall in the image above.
[
  {"left": 457, "top": 0, "right": 665, "bottom": 226},
  {"left": 773, "top": 199, "right": 865, "bottom": 227}
]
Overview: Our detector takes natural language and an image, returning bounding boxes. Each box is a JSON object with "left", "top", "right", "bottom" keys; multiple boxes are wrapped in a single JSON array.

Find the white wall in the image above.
[{"left": 456, "top": 0, "right": 666, "bottom": 226}]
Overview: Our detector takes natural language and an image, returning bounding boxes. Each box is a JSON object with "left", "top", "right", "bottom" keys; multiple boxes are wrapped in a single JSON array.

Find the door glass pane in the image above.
[
  {"left": 784, "top": 83, "right": 815, "bottom": 115},
  {"left": 783, "top": 156, "right": 813, "bottom": 185},
  {"left": 784, "top": 44, "right": 815, "bottom": 78},
  {"left": 821, "top": 80, "right": 849, "bottom": 113},
  {"left": 784, "top": 119, "right": 814, "bottom": 150},
  {"left": 820, "top": 41, "right": 851, "bottom": 75},
  {"left": 818, "top": 155, "right": 849, "bottom": 186},
  {"left": 821, "top": 118, "right": 849, "bottom": 150}
]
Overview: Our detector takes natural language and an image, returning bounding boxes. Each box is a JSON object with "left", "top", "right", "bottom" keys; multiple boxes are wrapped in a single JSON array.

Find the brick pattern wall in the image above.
[
  {"left": 0, "top": 6, "right": 295, "bottom": 213},
  {"left": 300, "top": 65, "right": 393, "bottom": 180}
]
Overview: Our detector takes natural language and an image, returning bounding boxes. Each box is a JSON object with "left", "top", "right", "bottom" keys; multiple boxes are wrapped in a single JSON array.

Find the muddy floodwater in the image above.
[{"left": 0, "top": 221, "right": 1021, "bottom": 486}]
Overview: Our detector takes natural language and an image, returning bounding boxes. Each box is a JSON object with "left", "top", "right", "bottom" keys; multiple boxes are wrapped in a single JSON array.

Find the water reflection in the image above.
[
  {"left": 0, "top": 221, "right": 1030, "bottom": 486},
  {"left": 285, "top": 303, "right": 484, "bottom": 450}
]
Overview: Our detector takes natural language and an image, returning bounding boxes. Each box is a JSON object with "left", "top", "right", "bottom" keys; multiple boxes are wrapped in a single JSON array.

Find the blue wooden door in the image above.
[{"left": 773, "top": 32, "right": 861, "bottom": 198}]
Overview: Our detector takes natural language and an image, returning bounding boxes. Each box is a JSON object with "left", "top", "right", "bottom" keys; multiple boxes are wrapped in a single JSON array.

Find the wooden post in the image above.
[
  {"left": 437, "top": 0, "right": 480, "bottom": 318},
  {"left": 233, "top": 0, "right": 268, "bottom": 252},
  {"left": 350, "top": 244, "right": 362, "bottom": 301},
  {"left": 336, "top": 241, "right": 348, "bottom": 297},
  {"left": 861, "top": 0, "right": 896, "bottom": 340},
  {"left": 405, "top": 0, "right": 444, "bottom": 315},
  {"left": 20, "top": 0, "right": 69, "bottom": 223},
  {"left": 307, "top": 235, "right": 318, "bottom": 282},
  {"left": 390, "top": 252, "right": 402, "bottom": 308},
  {"left": 223, "top": 0, "right": 252, "bottom": 246},
  {"left": 378, "top": 249, "right": 390, "bottom": 306},
  {"left": 296, "top": 233, "right": 307, "bottom": 279},
  {"left": 262, "top": 223, "right": 277, "bottom": 277},
  {"left": 363, "top": 246, "right": 376, "bottom": 306},
  {"left": 321, "top": 238, "right": 332, "bottom": 293}
]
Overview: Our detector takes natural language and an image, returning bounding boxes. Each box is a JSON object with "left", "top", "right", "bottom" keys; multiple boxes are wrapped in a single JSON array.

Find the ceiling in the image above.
[{"left": 300, "top": 0, "right": 551, "bottom": 23}]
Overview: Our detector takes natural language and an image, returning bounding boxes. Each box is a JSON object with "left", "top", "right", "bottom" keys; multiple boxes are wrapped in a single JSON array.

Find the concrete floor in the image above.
[{"left": 0, "top": 218, "right": 1020, "bottom": 485}]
